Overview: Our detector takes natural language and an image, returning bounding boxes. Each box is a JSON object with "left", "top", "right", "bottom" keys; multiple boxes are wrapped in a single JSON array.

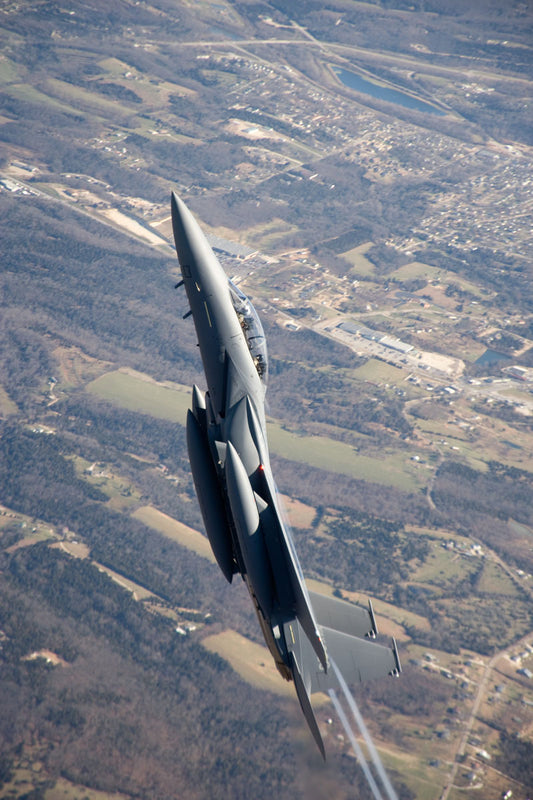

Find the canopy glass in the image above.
[{"left": 229, "top": 280, "right": 268, "bottom": 383}]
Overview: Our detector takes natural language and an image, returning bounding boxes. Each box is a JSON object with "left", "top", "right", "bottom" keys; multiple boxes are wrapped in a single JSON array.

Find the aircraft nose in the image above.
[
  {"left": 171, "top": 191, "right": 196, "bottom": 266},
  {"left": 170, "top": 192, "right": 230, "bottom": 299}
]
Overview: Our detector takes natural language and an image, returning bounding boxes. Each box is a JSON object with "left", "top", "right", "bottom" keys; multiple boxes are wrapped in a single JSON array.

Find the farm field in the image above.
[
  {"left": 1, "top": 0, "right": 533, "bottom": 797},
  {"left": 132, "top": 505, "right": 216, "bottom": 564},
  {"left": 87, "top": 369, "right": 191, "bottom": 423},
  {"left": 202, "top": 630, "right": 296, "bottom": 698},
  {"left": 87, "top": 369, "right": 426, "bottom": 490},
  {"left": 267, "top": 422, "right": 424, "bottom": 490},
  {"left": 352, "top": 357, "right": 408, "bottom": 385},
  {"left": 340, "top": 241, "right": 375, "bottom": 276}
]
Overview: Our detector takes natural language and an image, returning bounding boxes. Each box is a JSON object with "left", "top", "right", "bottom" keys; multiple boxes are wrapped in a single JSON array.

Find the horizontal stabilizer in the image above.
[
  {"left": 285, "top": 616, "right": 400, "bottom": 696},
  {"left": 308, "top": 591, "right": 377, "bottom": 639},
  {"left": 313, "top": 627, "right": 401, "bottom": 694}
]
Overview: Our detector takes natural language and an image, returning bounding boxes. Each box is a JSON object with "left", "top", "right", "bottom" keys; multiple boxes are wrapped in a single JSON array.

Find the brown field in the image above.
[
  {"left": 50, "top": 540, "right": 91, "bottom": 559},
  {"left": 477, "top": 560, "right": 520, "bottom": 596},
  {"left": 202, "top": 629, "right": 295, "bottom": 697},
  {"left": 45, "top": 776, "right": 131, "bottom": 800},
  {"left": 22, "top": 649, "right": 67, "bottom": 667},
  {"left": 132, "top": 505, "right": 215, "bottom": 564},
  {"left": 279, "top": 494, "right": 316, "bottom": 529},
  {"left": 92, "top": 562, "right": 154, "bottom": 601},
  {"left": 52, "top": 345, "right": 112, "bottom": 388},
  {"left": 305, "top": 578, "right": 337, "bottom": 597},
  {"left": 0, "top": 384, "right": 18, "bottom": 416}
]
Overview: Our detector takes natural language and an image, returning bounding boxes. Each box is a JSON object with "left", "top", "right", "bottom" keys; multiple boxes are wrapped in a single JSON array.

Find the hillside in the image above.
[{"left": 1, "top": 2, "right": 532, "bottom": 799}]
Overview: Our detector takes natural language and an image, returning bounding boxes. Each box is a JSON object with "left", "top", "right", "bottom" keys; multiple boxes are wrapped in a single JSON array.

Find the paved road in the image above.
[{"left": 439, "top": 627, "right": 532, "bottom": 800}]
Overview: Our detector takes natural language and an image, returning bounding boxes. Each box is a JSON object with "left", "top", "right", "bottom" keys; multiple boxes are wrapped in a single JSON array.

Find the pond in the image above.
[
  {"left": 474, "top": 348, "right": 510, "bottom": 366},
  {"left": 332, "top": 66, "right": 446, "bottom": 116}
]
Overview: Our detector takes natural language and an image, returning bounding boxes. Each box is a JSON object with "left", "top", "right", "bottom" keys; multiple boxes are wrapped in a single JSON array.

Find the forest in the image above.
[
  {"left": 1, "top": 0, "right": 532, "bottom": 796},
  {"left": 1, "top": 189, "right": 530, "bottom": 794}
]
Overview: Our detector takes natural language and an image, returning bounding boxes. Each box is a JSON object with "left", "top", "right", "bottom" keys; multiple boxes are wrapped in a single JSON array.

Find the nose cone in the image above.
[
  {"left": 170, "top": 191, "right": 230, "bottom": 298},
  {"left": 171, "top": 191, "right": 209, "bottom": 269}
]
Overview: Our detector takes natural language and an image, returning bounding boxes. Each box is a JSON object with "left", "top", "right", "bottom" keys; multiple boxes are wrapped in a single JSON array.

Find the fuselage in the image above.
[
  {"left": 171, "top": 193, "right": 401, "bottom": 759},
  {"left": 171, "top": 192, "right": 298, "bottom": 676}
]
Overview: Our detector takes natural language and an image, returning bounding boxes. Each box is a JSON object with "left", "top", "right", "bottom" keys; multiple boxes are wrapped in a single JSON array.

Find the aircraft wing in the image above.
[
  {"left": 312, "top": 626, "right": 400, "bottom": 693},
  {"left": 285, "top": 615, "right": 400, "bottom": 695},
  {"left": 283, "top": 610, "right": 400, "bottom": 757},
  {"left": 308, "top": 590, "right": 377, "bottom": 640}
]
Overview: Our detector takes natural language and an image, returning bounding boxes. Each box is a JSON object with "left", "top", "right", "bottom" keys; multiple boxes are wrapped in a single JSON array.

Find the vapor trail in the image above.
[
  {"left": 328, "top": 688, "right": 384, "bottom": 800},
  {"left": 331, "top": 660, "right": 399, "bottom": 800}
]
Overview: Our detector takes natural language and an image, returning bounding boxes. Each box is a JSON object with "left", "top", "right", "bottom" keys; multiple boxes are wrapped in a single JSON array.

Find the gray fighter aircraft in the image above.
[{"left": 171, "top": 192, "right": 401, "bottom": 757}]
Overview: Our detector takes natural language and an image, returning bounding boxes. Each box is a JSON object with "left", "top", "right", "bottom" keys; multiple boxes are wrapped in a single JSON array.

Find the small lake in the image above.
[
  {"left": 332, "top": 66, "right": 446, "bottom": 116},
  {"left": 474, "top": 348, "right": 510, "bottom": 366}
]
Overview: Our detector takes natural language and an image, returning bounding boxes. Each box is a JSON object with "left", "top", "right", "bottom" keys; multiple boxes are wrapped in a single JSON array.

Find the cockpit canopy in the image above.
[{"left": 229, "top": 280, "right": 268, "bottom": 384}]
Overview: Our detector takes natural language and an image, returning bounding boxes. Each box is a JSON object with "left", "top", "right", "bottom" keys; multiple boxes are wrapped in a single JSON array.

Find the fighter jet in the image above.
[{"left": 171, "top": 192, "right": 401, "bottom": 757}]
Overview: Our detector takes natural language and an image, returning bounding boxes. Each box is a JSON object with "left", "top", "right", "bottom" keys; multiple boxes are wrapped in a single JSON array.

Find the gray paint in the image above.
[{"left": 171, "top": 192, "right": 401, "bottom": 756}]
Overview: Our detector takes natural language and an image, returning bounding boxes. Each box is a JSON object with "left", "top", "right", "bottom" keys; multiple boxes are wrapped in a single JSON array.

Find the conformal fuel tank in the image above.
[{"left": 186, "top": 409, "right": 235, "bottom": 582}]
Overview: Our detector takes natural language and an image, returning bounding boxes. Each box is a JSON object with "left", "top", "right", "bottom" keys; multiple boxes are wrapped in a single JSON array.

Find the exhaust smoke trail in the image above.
[
  {"left": 328, "top": 688, "right": 384, "bottom": 800},
  {"left": 330, "top": 659, "right": 399, "bottom": 800},
  {"left": 331, "top": 660, "right": 398, "bottom": 800}
]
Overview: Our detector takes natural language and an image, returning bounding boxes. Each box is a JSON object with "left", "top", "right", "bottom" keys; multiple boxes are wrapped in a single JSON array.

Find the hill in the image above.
[{"left": 1, "top": 1, "right": 532, "bottom": 798}]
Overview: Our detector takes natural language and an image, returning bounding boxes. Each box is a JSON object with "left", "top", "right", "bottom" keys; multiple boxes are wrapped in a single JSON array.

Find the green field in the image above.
[
  {"left": 340, "top": 241, "right": 375, "bottom": 276},
  {"left": 87, "top": 370, "right": 191, "bottom": 422},
  {"left": 410, "top": 545, "right": 479, "bottom": 588},
  {"left": 407, "top": 415, "right": 490, "bottom": 471},
  {"left": 98, "top": 56, "right": 195, "bottom": 100},
  {"left": 0, "top": 56, "right": 19, "bottom": 83},
  {"left": 406, "top": 415, "right": 470, "bottom": 442},
  {"left": 69, "top": 455, "right": 142, "bottom": 510},
  {"left": 44, "top": 77, "right": 135, "bottom": 118},
  {"left": 5, "top": 84, "right": 84, "bottom": 117},
  {"left": 508, "top": 519, "right": 533, "bottom": 541},
  {"left": 390, "top": 261, "right": 444, "bottom": 282},
  {"left": 267, "top": 421, "right": 423, "bottom": 490},
  {"left": 406, "top": 525, "right": 471, "bottom": 547},
  {"left": 477, "top": 560, "right": 520, "bottom": 596},
  {"left": 353, "top": 357, "right": 407, "bottom": 384},
  {"left": 371, "top": 747, "right": 446, "bottom": 800},
  {"left": 87, "top": 370, "right": 424, "bottom": 489},
  {"left": 243, "top": 217, "right": 300, "bottom": 250},
  {"left": 390, "top": 261, "right": 485, "bottom": 298}
]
